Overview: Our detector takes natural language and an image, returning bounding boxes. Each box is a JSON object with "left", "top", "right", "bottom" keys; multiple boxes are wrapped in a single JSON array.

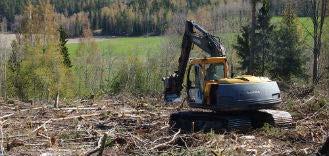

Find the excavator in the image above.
[{"left": 162, "top": 20, "right": 293, "bottom": 132}]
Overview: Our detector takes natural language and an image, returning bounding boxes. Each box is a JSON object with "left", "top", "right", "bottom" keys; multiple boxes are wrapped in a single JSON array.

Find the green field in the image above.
[
  {"left": 67, "top": 17, "right": 315, "bottom": 57},
  {"left": 68, "top": 36, "right": 166, "bottom": 57},
  {"left": 272, "top": 17, "right": 313, "bottom": 27},
  {"left": 67, "top": 33, "right": 238, "bottom": 58},
  {"left": 272, "top": 17, "right": 314, "bottom": 36}
]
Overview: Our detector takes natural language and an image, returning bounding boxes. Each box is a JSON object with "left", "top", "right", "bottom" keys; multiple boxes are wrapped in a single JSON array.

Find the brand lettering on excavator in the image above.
[{"left": 246, "top": 90, "right": 261, "bottom": 94}]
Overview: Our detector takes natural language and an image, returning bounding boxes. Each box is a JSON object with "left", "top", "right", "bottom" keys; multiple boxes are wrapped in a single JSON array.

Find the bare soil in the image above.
[
  {"left": 0, "top": 33, "right": 16, "bottom": 49},
  {"left": 67, "top": 36, "right": 114, "bottom": 44}
]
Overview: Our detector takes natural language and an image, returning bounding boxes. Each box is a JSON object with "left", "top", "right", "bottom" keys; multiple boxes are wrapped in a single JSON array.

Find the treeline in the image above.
[{"left": 0, "top": 0, "right": 312, "bottom": 37}]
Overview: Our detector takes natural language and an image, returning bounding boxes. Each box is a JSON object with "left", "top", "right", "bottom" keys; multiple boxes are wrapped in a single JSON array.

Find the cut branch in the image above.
[
  {"left": 85, "top": 133, "right": 108, "bottom": 156},
  {"left": 0, "top": 113, "right": 14, "bottom": 120},
  {"left": 150, "top": 129, "right": 181, "bottom": 150}
]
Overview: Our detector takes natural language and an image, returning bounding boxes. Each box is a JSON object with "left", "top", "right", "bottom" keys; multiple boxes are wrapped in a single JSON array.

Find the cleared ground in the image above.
[{"left": 0, "top": 86, "right": 328, "bottom": 155}]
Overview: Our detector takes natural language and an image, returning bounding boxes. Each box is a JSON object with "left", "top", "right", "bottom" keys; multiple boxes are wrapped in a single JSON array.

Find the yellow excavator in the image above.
[{"left": 163, "top": 20, "right": 292, "bottom": 132}]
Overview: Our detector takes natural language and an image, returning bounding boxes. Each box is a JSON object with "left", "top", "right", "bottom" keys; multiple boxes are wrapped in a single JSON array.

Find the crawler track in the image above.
[
  {"left": 169, "top": 109, "right": 293, "bottom": 133},
  {"left": 256, "top": 109, "right": 293, "bottom": 129}
]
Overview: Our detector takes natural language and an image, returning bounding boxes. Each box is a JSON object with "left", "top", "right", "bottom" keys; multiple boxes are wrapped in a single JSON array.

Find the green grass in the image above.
[
  {"left": 272, "top": 17, "right": 314, "bottom": 44},
  {"left": 67, "top": 17, "right": 317, "bottom": 58},
  {"left": 67, "top": 34, "right": 238, "bottom": 60},
  {"left": 272, "top": 16, "right": 313, "bottom": 32},
  {"left": 68, "top": 36, "right": 166, "bottom": 57}
]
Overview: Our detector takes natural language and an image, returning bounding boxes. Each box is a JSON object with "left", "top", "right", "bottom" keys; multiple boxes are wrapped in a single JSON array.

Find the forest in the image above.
[
  {"left": 0, "top": 0, "right": 328, "bottom": 155},
  {"left": 0, "top": 0, "right": 316, "bottom": 36}
]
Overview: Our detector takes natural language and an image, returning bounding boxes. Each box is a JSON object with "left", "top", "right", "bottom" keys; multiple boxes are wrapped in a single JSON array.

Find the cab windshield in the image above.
[{"left": 205, "top": 63, "right": 225, "bottom": 80}]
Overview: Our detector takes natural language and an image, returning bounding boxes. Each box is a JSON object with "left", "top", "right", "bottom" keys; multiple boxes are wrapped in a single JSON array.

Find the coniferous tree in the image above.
[
  {"left": 234, "top": 25, "right": 250, "bottom": 71},
  {"left": 7, "top": 38, "right": 28, "bottom": 101},
  {"left": 271, "top": 3, "right": 307, "bottom": 81},
  {"left": 58, "top": 26, "right": 72, "bottom": 68},
  {"left": 235, "top": 0, "right": 275, "bottom": 76},
  {"left": 254, "top": 0, "right": 275, "bottom": 76},
  {"left": 249, "top": 0, "right": 261, "bottom": 74}
]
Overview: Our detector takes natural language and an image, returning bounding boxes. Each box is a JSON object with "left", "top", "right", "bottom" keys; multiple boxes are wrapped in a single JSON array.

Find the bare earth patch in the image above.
[
  {"left": 0, "top": 33, "right": 16, "bottom": 49},
  {"left": 67, "top": 36, "right": 114, "bottom": 44},
  {"left": 0, "top": 33, "right": 112, "bottom": 48}
]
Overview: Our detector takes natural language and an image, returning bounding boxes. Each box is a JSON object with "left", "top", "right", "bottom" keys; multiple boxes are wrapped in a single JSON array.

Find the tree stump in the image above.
[{"left": 319, "top": 136, "right": 329, "bottom": 156}]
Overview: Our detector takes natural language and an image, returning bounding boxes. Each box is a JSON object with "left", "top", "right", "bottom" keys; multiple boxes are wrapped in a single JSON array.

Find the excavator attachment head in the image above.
[
  {"left": 164, "top": 93, "right": 182, "bottom": 103},
  {"left": 162, "top": 73, "right": 182, "bottom": 103}
]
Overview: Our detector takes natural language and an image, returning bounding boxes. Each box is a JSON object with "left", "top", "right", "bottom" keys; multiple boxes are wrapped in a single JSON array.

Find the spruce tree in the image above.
[
  {"left": 271, "top": 3, "right": 306, "bottom": 81},
  {"left": 254, "top": 0, "right": 275, "bottom": 76},
  {"left": 234, "top": 0, "right": 274, "bottom": 75},
  {"left": 58, "top": 26, "right": 72, "bottom": 68},
  {"left": 234, "top": 25, "right": 250, "bottom": 71}
]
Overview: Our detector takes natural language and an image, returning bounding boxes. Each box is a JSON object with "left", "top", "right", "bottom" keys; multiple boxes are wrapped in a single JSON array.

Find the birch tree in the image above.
[{"left": 309, "top": 0, "right": 328, "bottom": 85}]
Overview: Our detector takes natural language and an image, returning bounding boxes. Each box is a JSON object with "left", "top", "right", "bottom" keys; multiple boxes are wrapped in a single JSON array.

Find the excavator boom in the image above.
[{"left": 163, "top": 20, "right": 225, "bottom": 102}]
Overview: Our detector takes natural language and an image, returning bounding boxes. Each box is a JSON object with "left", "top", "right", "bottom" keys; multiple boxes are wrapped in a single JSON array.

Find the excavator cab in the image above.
[{"left": 187, "top": 57, "right": 228, "bottom": 108}]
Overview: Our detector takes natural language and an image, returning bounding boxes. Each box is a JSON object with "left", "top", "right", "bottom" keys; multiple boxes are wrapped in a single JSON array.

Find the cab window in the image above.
[
  {"left": 189, "top": 65, "right": 202, "bottom": 88},
  {"left": 205, "top": 63, "right": 225, "bottom": 80}
]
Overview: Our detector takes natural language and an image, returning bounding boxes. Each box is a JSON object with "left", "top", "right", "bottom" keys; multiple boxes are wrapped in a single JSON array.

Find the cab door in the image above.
[{"left": 187, "top": 64, "right": 204, "bottom": 105}]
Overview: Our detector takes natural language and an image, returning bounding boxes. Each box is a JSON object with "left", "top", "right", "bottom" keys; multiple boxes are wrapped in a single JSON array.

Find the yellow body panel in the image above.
[{"left": 217, "top": 76, "right": 271, "bottom": 84}]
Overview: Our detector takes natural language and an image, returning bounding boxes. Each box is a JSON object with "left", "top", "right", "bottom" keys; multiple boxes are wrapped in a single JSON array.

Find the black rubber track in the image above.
[{"left": 169, "top": 110, "right": 293, "bottom": 133}]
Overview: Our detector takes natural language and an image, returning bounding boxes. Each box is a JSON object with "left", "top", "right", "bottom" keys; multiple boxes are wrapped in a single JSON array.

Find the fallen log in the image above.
[{"left": 54, "top": 107, "right": 100, "bottom": 111}]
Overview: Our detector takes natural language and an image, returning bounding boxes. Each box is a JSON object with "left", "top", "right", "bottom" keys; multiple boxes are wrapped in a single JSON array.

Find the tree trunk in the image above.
[
  {"left": 262, "top": 47, "right": 265, "bottom": 76},
  {"left": 54, "top": 92, "right": 59, "bottom": 108},
  {"left": 313, "top": 49, "right": 320, "bottom": 84},
  {"left": 249, "top": 0, "right": 257, "bottom": 75},
  {"left": 4, "top": 46, "right": 7, "bottom": 102},
  {"left": 311, "top": 0, "right": 327, "bottom": 85},
  {"left": 0, "top": 51, "right": 3, "bottom": 100}
]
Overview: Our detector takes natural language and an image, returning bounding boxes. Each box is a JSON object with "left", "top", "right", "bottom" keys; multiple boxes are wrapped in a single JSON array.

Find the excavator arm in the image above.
[{"left": 163, "top": 20, "right": 226, "bottom": 102}]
